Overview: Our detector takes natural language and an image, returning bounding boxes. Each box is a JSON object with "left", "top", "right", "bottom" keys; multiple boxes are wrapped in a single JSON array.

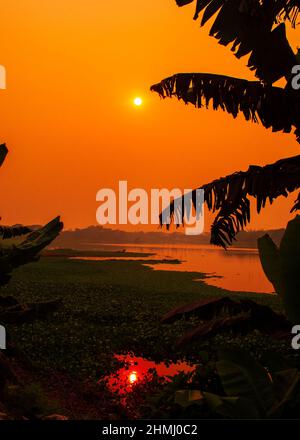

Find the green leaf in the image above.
[
  {"left": 0, "top": 144, "right": 8, "bottom": 167},
  {"left": 269, "top": 369, "right": 300, "bottom": 416},
  {"left": 279, "top": 215, "right": 300, "bottom": 323},
  {"left": 174, "top": 389, "right": 203, "bottom": 408},
  {"left": 257, "top": 234, "right": 282, "bottom": 296},
  {"left": 203, "top": 391, "right": 260, "bottom": 419},
  {"left": 217, "top": 349, "right": 274, "bottom": 416}
]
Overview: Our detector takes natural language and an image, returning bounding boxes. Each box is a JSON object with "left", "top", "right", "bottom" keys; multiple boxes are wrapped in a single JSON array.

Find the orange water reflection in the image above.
[
  {"left": 104, "top": 354, "right": 194, "bottom": 396},
  {"left": 74, "top": 243, "right": 274, "bottom": 293}
]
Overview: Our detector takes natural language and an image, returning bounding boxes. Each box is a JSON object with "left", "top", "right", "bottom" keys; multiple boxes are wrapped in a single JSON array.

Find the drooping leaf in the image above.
[
  {"left": 176, "top": 313, "right": 251, "bottom": 347},
  {"left": 163, "top": 297, "right": 291, "bottom": 345},
  {"left": 0, "top": 144, "right": 8, "bottom": 167},
  {"left": 151, "top": 73, "right": 300, "bottom": 142},
  {"left": 3, "top": 216, "right": 63, "bottom": 268},
  {"left": 239, "top": 299, "right": 291, "bottom": 337},
  {"left": 217, "top": 349, "right": 275, "bottom": 416},
  {"left": 279, "top": 215, "right": 300, "bottom": 324},
  {"left": 174, "top": 0, "right": 298, "bottom": 82},
  {"left": 291, "top": 191, "right": 300, "bottom": 212},
  {"left": 257, "top": 234, "right": 282, "bottom": 296},
  {"left": 151, "top": 152, "right": 300, "bottom": 248},
  {"left": 0, "top": 216, "right": 63, "bottom": 287},
  {"left": 161, "top": 296, "right": 240, "bottom": 323},
  {"left": 0, "top": 225, "right": 32, "bottom": 240},
  {"left": 256, "top": 216, "right": 300, "bottom": 324},
  {"left": 269, "top": 368, "right": 300, "bottom": 416}
]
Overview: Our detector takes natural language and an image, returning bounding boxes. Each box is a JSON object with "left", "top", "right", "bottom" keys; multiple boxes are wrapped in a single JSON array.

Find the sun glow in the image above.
[
  {"left": 133, "top": 97, "right": 143, "bottom": 106},
  {"left": 128, "top": 371, "right": 138, "bottom": 384}
]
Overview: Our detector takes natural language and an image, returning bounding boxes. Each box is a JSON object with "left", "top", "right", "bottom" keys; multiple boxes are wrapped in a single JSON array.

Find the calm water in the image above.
[
  {"left": 78, "top": 243, "right": 274, "bottom": 294},
  {"left": 103, "top": 354, "right": 194, "bottom": 396}
]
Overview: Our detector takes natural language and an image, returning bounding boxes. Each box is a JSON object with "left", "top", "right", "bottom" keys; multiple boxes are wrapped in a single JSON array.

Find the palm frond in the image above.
[
  {"left": 0, "top": 216, "right": 63, "bottom": 279},
  {"left": 150, "top": 73, "right": 300, "bottom": 142},
  {"left": 0, "top": 225, "right": 32, "bottom": 240},
  {"left": 13, "top": 216, "right": 63, "bottom": 262},
  {"left": 175, "top": 0, "right": 297, "bottom": 83},
  {"left": 282, "top": 0, "right": 300, "bottom": 24},
  {"left": 176, "top": 0, "right": 300, "bottom": 28},
  {"left": 159, "top": 155, "right": 300, "bottom": 248},
  {"left": 291, "top": 191, "right": 300, "bottom": 211},
  {"left": 0, "top": 144, "right": 8, "bottom": 167}
]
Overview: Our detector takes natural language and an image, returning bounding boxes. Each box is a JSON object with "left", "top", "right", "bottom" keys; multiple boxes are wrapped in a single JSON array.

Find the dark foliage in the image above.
[
  {"left": 155, "top": 154, "right": 300, "bottom": 248},
  {"left": 151, "top": 73, "right": 300, "bottom": 142},
  {"left": 162, "top": 296, "right": 291, "bottom": 347},
  {"left": 173, "top": 348, "right": 300, "bottom": 418},
  {"left": 0, "top": 225, "right": 32, "bottom": 239},
  {"left": 151, "top": 2, "right": 300, "bottom": 247},
  {"left": 174, "top": 0, "right": 299, "bottom": 83}
]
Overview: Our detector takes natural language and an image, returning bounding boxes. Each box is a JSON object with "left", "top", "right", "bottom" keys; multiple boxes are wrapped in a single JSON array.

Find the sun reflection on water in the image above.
[
  {"left": 128, "top": 371, "right": 138, "bottom": 384},
  {"left": 102, "top": 354, "right": 194, "bottom": 396}
]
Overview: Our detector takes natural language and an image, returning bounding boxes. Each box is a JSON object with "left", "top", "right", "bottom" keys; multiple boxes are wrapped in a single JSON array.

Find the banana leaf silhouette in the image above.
[
  {"left": 175, "top": 0, "right": 299, "bottom": 83},
  {"left": 151, "top": 73, "right": 300, "bottom": 140},
  {"left": 151, "top": 1, "right": 300, "bottom": 247},
  {"left": 156, "top": 154, "right": 300, "bottom": 248}
]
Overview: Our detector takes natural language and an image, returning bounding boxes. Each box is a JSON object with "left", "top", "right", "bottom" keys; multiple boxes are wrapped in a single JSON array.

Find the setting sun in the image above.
[{"left": 133, "top": 97, "right": 143, "bottom": 106}]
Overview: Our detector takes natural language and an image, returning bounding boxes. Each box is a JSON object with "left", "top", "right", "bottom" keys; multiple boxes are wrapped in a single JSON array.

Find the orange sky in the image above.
[{"left": 0, "top": 0, "right": 299, "bottom": 231}]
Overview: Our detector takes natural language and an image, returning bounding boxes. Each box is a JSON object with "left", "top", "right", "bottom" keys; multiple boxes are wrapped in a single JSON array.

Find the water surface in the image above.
[
  {"left": 86, "top": 243, "right": 273, "bottom": 294},
  {"left": 103, "top": 354, "right": 194, "bottom": 396}
]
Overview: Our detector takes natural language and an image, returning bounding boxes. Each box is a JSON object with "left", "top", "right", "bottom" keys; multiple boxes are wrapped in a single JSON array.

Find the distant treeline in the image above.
[{"left": 50, "top": 226, "right": 285, "bottom": 250}]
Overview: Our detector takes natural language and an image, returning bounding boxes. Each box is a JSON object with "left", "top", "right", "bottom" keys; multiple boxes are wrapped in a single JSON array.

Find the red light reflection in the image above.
[
  {"left": 104, "top": 354, "right": 194, "bottom": 396},
  {"left": 128, "top": 371, "right": 138, "bottom": 384}
]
